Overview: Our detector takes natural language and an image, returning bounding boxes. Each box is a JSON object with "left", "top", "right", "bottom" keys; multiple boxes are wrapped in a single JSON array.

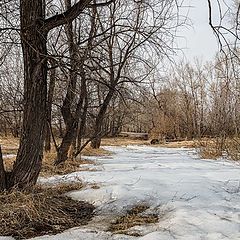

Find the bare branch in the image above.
[{"left": 44, "top": 0, "right": 93, "bottom": 32}]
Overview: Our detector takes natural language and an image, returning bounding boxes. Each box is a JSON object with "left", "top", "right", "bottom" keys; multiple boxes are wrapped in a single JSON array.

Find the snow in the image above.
[
  {"left": 6, "top": 145, "right": 240, "bottom": 239},
  {"left": 0, "top": 237, "right": 15, "bottom": 240},
  {"left": 3, "top": 154, "right": 16, "bottom": 159}
]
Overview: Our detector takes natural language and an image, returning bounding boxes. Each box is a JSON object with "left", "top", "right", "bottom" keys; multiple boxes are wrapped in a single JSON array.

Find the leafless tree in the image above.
[
  {"left": 0, "top": 0, "right": 113, "bottom": 190},
  {"left": 88, "top": 0, "right": 185, "bottom": 148}
]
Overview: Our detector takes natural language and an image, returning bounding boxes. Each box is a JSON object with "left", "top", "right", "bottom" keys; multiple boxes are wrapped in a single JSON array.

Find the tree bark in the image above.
[
  {"left": 8, "top": 0, "right": 93, "bottom": 189},
  {"left": 56, "top": 70, "right": 87, "bottom": 164},
  {"left": 9, "top": 0, "right": 48, "bottom": 189},
  {"left": 1, "top": 0, "right": 99, "bottom": 189},
  {"left": 45, "top": 60, "right": 56, "bottom": 152},
  {"left": 56, "top": 0, "right": 96, "bottom": 164},
  {"left": 55, "top": 0, "right": 79, "bottom": 165},
  {"left": 75, "top": 91, "right": 88, "bottom": 156},
  {"left": 0, "top": 145, "right": 6, "bottom": 191},
  {"left": 91, "top": 89, "right": 114, "bottom": 149}
]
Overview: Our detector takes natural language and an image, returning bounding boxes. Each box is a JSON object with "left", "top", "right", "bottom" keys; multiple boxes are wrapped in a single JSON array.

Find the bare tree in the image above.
[
  {"left": 0, "top": 0, "right": 101, "bottom": 190},
  {"left": 89, "top": 0, "right": 184, "bottom": 148}
]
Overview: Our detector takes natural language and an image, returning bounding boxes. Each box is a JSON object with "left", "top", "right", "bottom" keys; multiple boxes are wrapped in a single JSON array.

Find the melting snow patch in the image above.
[{"left": 31, "top": 146, "right": 240, "bottom": 239}]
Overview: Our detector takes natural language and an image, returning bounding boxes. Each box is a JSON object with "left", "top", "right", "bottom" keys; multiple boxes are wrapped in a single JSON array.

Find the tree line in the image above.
[
  {"left": 0, "top": 0, "right": 239, "bottom": 191},
  {"left": 0, "top": 0, "right": 184, "bottom": 190}
]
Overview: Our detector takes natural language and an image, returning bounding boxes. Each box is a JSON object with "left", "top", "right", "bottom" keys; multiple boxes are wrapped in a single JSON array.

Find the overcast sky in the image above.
[{"left": 177, "top": 0, "right": 220, "bottom": 62}]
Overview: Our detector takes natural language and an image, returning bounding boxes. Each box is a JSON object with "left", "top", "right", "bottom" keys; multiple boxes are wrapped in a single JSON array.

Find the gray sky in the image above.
[{"left": 178, "top": 0, "right": 219, "bottom": 62}]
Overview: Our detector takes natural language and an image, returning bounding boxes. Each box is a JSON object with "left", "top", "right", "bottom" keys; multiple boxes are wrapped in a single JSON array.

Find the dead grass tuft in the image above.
[
  {"left": 108, "top": 203, "right": 158, "bottom": 236},
  {"left": 163, "top": 140, "right": 197, "bottom": 148},
  {"left": 81, "top": 146, "right": 112, "bottom": 156},
  {"left": 3, "top": 156, "right": 16, "bottom": 172},
  {"left": 2, "top": 149, "right": 96, "bottom": 178},
  {"left": 101, "top": 137, "right": 149, "bottom": 146},
  {"left": 0, "top": 183, "right": 94, "bottom": 239},
  {"left": 196, "top": 137, "right": 240, "bottom": 160},
  {"left": 196, "top": 138, "right": 223, "bottom": 159},
  {"left": 0, "top": 137, "right": 19, "bottom": 155},
  {"left": 225, "top": 137, "right": 240, "bottom": 161},
  {"left": 41, "top": 151, "right": 94, "bottom": 177}
]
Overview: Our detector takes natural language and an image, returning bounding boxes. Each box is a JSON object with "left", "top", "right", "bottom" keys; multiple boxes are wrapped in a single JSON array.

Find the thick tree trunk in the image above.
[
  {"left": 0, "top": 146, "right": 6, "bottom": 191},
  {"left": 91, "top": 89, "right": 114, "bottom": 149},
  {"left": 0, "top": 0, "right": 94, "bottom": 190},
  {"left": 9, "top": 1, "right": 48, "bottom": 189},
  {"left": 55, "top": 120, "right": 78, "bottom": 165}
]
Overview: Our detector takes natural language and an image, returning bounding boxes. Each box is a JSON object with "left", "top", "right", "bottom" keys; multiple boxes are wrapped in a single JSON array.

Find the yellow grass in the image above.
[
  {"left": 101, "top": 137, "right": 149, "bottom": 146},
  {"left": 225, "top": 138, "right": 240, "bottom": 161},
  {"left": 160, "top": 140, "right": 197, "bottom": 148},
  {"left": 0, "top": 183, "right": 94, "bottom": 239},
  {"left": 2, "top": 148, "right": 95, "bottom": 177},
  {"left": 40, "top": 151, "right": 94, "bottom": 177},
  {"left": 108, "top": 203, "right": 159, "bottom": 236},
  {"left": 196, "top": 138, "right": 225, "bottom": 160},
  {"left": 101, "top": 137, "right": 197, "bottom": 148},
  {"left": 0, "top": 136, "right": 19, "bottom": 155},
  {"left": 81, "top": 146, "right": 112, "bottom": 156}
]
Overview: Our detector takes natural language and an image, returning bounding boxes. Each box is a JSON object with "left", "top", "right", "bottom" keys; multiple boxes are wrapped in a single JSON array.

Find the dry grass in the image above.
[
  {"left": 0, "top": 136, "right": 111, "bottom": 176},
  {"left": 195, "top": 138, "right": 223, "bottom": 159},
  {"left": 40, "top": 151, "right": 94, "bottom": 177},
  {"left": 0, "top": 136, "right": 19, "bottom": 147},
  {"left": 0, "top": 136, "right": 19, "bottom": 155},
  {"left": 81, "top": 146, "right": 112, "bottom": 156},
  {"left": 225, "top": 138, "right": 240, "bottom": 161},
  {"left": 0, "top": 183, "right": 94, "bottom": 239},
  {"left": 108, "top": 204, "right": 158, "bottom": 236},
  {"left": 102, "top": 137, "right": 198, "bottom": 149},
  {"left": 196, "top": 137, "right": 240, "bottom": 160},
  {"left": 3, "top": 156, "right": 16, "bottom": 172},
  {"left": 162, "top": 140, "right": 197, "bottom": 148},
  {"left": 101, "top": 137, "right": 149, "bottom": 146},
  {"left": 199, "top": 147, "right": 223, "bottom": 159},
  {"left": 2, "top": 150, "right": 94, "bottom": 177}
]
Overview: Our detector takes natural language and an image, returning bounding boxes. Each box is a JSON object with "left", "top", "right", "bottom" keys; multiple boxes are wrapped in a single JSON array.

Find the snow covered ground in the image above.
[{"left": 3, "top": 145, "right": 240, "bottom": 239}]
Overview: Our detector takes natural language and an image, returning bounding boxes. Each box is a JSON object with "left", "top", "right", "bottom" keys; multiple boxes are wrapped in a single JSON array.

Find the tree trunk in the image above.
[
  {"left": 0, "top": 146, "right": 6, "bottom": 191},
  {"left": 56, "top": 72, "right": 87, "bottom": 164},
  {"left": 45, "top": 122, "right": 52, "bottom": 152},
  {"left": 9, "top": 0, "right": 48, "bottom": 189},
  {"left": 91, "top": 89, "right": 114, "bottom": 149},
  {"left": 45, "top": 61, "right": 56, "bottom": 152},
  {"left": 76, "top": 93, "right": 88, "bottom": 155},
  {"left": 55, "top": 120, "right": 78, "bottom": 165},
  {"left": 0, "top": 0, "right": 94, "bottom": 190},
  {"left": 55, "top": 0, "right": 79, "bottom": 164}
]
